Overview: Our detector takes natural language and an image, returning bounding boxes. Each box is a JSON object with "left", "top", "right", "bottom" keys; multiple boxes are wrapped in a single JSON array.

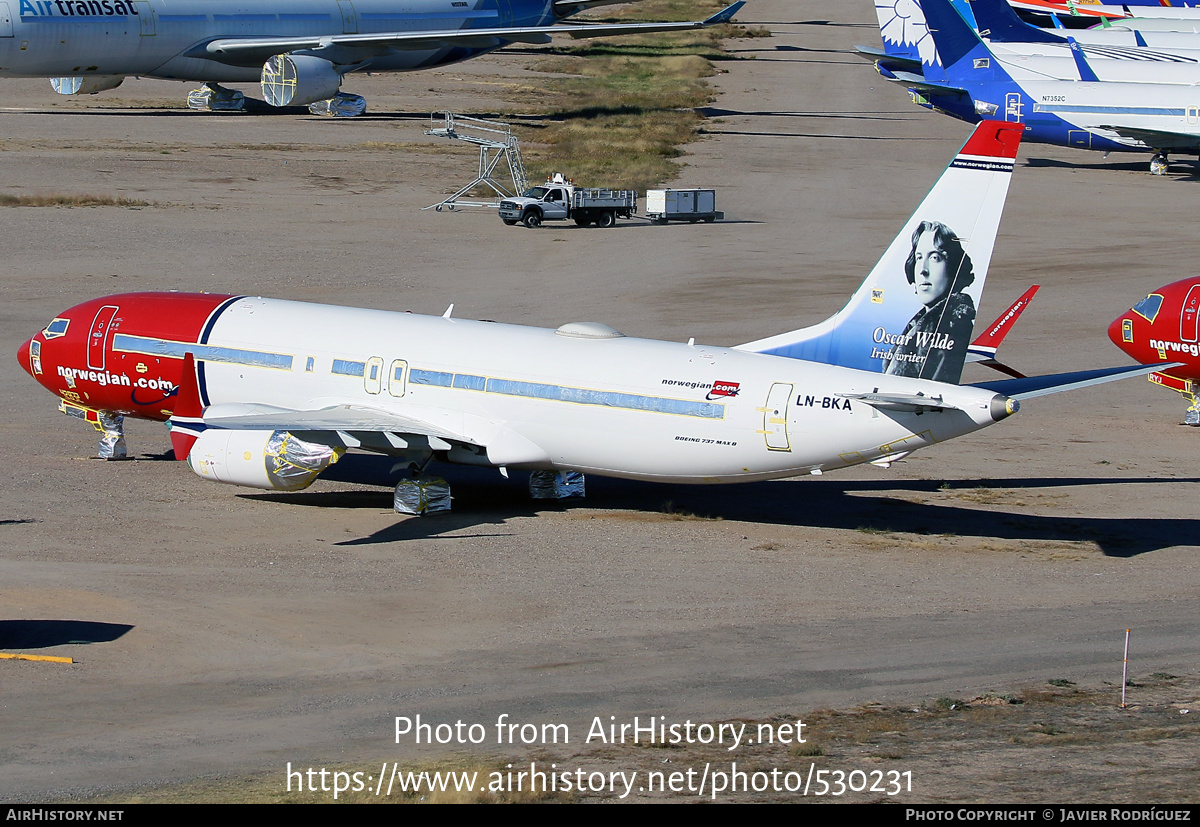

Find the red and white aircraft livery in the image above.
[
  {"left": 16, "top": 122, "right": 1160, "bottom": 507},
  {"left": 1110, "top": 278, "right": 1200, "bottom": 424}
]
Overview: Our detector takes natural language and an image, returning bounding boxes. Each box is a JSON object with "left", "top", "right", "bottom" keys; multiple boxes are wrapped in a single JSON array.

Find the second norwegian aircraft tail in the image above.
[{"left": 735, "top": 121, "right": 1021, "bottom": 386}]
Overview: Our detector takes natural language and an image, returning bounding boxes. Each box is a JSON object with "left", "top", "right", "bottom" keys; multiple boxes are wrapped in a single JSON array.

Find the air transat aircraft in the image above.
[
  {"left": 0, "top": 0, "right": 744, "bottom": 113},
  {"left": 877, "top": 0, "right": 1200, "bottom": 174},
  {"left": 1110, "top": 279, "right": 1200, "bottom": 423},
  {"left": 16, "top": 122, "right": 1160, "bottom": 505}
]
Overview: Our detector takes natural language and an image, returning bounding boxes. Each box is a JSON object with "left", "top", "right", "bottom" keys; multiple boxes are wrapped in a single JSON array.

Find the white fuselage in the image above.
[
  {"left": 0, "top": 0, "right": 547, "bottom": 81},
  {"left": 186, "top": 297, "right": 1007, "bottom": 483},
  {"left": 985, "top": 40, "right": 1200, "bottom": 84}
]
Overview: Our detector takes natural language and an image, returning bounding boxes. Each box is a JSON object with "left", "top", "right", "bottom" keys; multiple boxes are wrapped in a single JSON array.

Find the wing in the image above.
[
  {"left": 201, "top": 2, "right": 745, "bottom": 66},
  {"left": 1096, "top": 124, "right": 1200, "bottom": 152},
  {"left": 199, "top": 401, "right": 551, "bottom": 466}
]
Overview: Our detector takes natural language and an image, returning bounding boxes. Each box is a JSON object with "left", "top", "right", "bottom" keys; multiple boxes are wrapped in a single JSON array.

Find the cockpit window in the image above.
[
  {"left": 1132, "top": 294, "right": 1163, "bottom": 323},
  {"left": 42, "top": 318, "right": 69, "bottom": 339}
]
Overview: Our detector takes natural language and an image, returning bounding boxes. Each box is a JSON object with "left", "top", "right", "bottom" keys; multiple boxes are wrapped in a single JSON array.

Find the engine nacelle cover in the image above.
[
  {"left": 51, "top": 76, "right": 125, "bottom": 95},
  {"left": 187, "top": 429, "right": 342, "bottom": 491},
  {"left": 261, "top": 54, "right": 342, "bottom": 107}
]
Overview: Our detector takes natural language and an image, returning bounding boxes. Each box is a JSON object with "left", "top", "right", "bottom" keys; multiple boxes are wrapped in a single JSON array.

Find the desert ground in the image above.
[{"left": 1, "top": 0, "right": 1197, "bottom": 803}]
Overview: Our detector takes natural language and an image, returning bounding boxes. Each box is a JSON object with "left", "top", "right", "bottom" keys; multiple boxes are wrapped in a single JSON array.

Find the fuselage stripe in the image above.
[
  {"left": 197, "top": 296, "right": 244, "bottom": 407},
  {"left": 113, "top": 335, "right": 293, "bottom": 370},
  {"left": 1035, "top": 104, "right": 1188, "bottom": 116}
]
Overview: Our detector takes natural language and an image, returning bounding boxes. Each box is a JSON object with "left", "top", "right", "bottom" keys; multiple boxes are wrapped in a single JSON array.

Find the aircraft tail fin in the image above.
[
  {"left": 872, "top": 0, "right": 933, "bottom": 64},
  {"left": 168, "top": 352, "right": 204, "bottom": 461},
  {"left": 970, "top": 0, "right": 1066, "bottom": 42},
  {"left": 735, "top": 120, "right": 1023, "bottom": 386}
]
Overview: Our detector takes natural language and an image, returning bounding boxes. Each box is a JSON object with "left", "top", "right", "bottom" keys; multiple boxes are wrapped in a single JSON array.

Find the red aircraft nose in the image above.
[
  {"left": 1107, "top": 313, "right": 1131, "bottom": 353},
  {"left": 17, "top": 338, "right": 33, "bottom": 377}
]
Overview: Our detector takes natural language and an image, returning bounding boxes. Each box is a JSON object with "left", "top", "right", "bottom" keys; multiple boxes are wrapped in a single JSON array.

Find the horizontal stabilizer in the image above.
[
  {"left": 970, "top": 363, "right": 1181, "bottom": 400},
  {"left": 884, "top": 70, "right": 969, "bottom": 95},
  {"left": 854, "top": 45, "right": 924, "bottom": 71}
]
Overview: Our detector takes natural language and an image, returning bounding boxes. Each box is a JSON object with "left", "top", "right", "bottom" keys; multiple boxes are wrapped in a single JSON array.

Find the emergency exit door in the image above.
[{"left": 762, "top": 383, "right": 792, "bottom": 452}]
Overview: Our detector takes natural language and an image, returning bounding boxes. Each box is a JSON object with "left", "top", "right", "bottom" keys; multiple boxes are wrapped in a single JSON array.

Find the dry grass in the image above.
[
  {"left": 500, "top": 0, "right": 740, "bottom": 192},
  {"left": 0, "top": 193, "right": 150, "bottom": 207}
]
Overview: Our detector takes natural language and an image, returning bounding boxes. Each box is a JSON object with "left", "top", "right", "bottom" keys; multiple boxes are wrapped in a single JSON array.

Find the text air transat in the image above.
[
  {"left": 0, "top": 0, "right": 744, "bottom": 114},
  {"left": 16, "top": 122, "right": 1159, "bottom": 504}
]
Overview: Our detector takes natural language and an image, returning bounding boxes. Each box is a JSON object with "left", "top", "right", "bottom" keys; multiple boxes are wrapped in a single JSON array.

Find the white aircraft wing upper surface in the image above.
[{"left": 204, "top": 2, "right": 745, "bottom": 61}]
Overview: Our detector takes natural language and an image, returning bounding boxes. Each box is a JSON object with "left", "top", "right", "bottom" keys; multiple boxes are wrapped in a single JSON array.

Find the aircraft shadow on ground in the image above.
[
  {"left": 0, "top": 620, "right": 133, "bottom": 649},
  {"left": 699, "top": 108, "right": 915, "bottom": 123},
  {"left": 245, "top": 459, "right": 1200, "bottom": 557},
  {"left": 21, "top": 106, "right": 430, "bottom": 121},
  {"left": 1024, "top": 157, "right": 1200, "bottom": 176}
]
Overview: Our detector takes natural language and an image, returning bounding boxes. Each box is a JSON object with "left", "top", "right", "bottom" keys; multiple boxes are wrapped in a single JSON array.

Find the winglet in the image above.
[
  {"left": 702, "top": 1, "right": 745, "bottom": 26},
  {"left": 1068, "top": 37, "right": 1100, "bottom": 82},
  {"left": 968, "top": 285, "right": 1039, "bottom": 377},
  {"left": 970, "top": 0, "right": 1066, "bottom": 43},
  {"left": 971, "top": 285, "right": 1039, "bottom": 355},
  {"left": 1134, "top": 29, "right": 1148, "bottom": 48},
  {"left": 168, "top": 352, "right": 205, "bottom": 461},
  {"left": 960, "top": 118, "right": 1023, "bottom": 159}
]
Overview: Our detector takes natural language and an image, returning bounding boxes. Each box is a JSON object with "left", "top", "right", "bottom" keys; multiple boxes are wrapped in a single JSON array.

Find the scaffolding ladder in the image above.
[{"left": 422, "top": 112, "right": 530, "bottom": 211}]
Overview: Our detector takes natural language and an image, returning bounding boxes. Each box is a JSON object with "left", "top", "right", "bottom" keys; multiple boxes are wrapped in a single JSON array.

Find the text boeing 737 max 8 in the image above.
[
  {"left": 0, "top": 0, "right": 743, "bottom": 113},
  {"left": 16, "top": 122, "right": 1160, "bottom": 505}
]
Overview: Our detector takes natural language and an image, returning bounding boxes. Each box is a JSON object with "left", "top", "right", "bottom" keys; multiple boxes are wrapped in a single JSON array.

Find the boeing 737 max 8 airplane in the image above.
[{"left": 17, "top": 122, "right": 1162, "bottom": 510}]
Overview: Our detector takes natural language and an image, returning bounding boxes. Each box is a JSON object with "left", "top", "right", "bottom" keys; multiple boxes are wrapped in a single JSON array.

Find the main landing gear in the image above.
[
  {"left": 392, "top": 469, "right": 588, "bottom": 515},
  {"left": 186, "top": 84, "right": 366, "bottom": 117},
  {"left": 1150, "top": 151, "right": 1170, "bottom": 176},
  {"left": 187, "top": 83, "right": 246, "bottom": 112}
]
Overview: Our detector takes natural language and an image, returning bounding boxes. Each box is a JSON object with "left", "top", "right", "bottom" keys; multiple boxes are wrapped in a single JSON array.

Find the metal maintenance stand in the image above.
[{"left": 422, "top": 112, "right": 530, "bottom": 211}]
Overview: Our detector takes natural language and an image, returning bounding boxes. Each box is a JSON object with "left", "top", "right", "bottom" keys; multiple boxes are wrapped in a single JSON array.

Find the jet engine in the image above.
[
  {"left": 186, "top": 429, "right": 343, "bottom": 491},
  {"left": 260, "top": 55, "right": 342, "bottom": 107},
  {"left": 51, "top": 76, "right": 125, "bottom": 95}
]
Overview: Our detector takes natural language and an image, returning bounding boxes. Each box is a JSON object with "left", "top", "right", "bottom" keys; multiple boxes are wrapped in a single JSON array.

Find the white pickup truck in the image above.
[{"left": 499, "top": 173, "right": 637, "bottom": 228}]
